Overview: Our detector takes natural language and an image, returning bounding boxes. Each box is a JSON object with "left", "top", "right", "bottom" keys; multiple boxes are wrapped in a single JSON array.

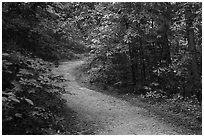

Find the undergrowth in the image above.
[{"left": 2, "top": 50, "right": 75, "bottom": 134}]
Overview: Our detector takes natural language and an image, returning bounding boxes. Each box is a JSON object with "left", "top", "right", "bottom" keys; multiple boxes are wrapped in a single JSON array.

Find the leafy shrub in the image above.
[
  {"left": 140, "top": 91, "right": 202, "bottom": 125},
  {"left": 2, "top": 50, "right": 68, "bottom": 134},
  {"left": 140, "top": 89, "right": 167, "bottom": 103}
]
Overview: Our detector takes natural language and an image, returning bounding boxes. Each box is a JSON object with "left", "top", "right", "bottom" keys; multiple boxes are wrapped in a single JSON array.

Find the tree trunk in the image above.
[
  {"left": 139, "top": 37, "right": 146, "bottom": 84},
  {"left": 160, "top": 16, "right": 171, "bottom": 66},
  {"left": 128, "top": 43, "right": 136, "bottom": 85},
  {"left": 162, "top": 32, "right": 171, "bottom": 65},
  {"left": 185, "top": 5, "right": 200, "bottom": 96},
  {"left": 158, "top": 4, "right": 172, "bottom": 66}
]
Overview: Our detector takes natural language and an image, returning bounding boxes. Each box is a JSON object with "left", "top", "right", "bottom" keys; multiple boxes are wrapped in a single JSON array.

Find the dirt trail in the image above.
[{"left": 52, "top": 60, "right": 181, "bottom": 135}]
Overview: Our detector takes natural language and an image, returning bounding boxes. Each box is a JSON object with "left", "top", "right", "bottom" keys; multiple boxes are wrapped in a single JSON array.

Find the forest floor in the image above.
[{"left": 52, "top": 60, "right": 201, "bottom": 135}]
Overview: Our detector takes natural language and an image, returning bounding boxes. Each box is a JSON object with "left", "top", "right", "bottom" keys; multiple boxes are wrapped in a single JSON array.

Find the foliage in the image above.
[
  {"left": 139, "top": 92, "right": 202, "bottom": 128},
  {"left": 2, "top": 2, "right": 93, "bottom": 134},
  {"left": 2, "top": 2, "right": 87, "bottom": 62},
  {"left": 2, "top": 2, "right": 202, "bottom": 134},
  {"left": 2, "top": 50, "right": 69, "bottom": 134},
  {"left": 81, "top": 2, "right": 202, "bottom": 101}
]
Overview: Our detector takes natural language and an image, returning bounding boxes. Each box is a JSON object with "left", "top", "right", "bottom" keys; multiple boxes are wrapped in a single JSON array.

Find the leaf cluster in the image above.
[{"left": 2, "top": 51, "right": 68, "bottom": 134}]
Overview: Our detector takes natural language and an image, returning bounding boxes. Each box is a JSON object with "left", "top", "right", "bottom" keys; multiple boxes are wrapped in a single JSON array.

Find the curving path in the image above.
[{"left": 52, "top": 60, "right": 182, "bottom": 135}]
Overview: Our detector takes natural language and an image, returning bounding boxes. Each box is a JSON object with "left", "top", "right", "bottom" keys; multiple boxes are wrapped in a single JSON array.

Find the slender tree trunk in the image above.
[
  {"left": 160, "top": 16, "right": 171, "bottom": 66},
  {"left": 185, "top": 5, "right": 200, "bottom": 95},
  {"left": 159, "top": 41, "right": 163, "bottom": 66},
  {"left": 162, "top": 32, "right": 171, "bottom": 65},
  {"left": 128, "top": 43, "right": 136, "bottom": 85},
  {"left": 151, "top": 18, "right": 154, "bottom": 28},
  {"left": 121, "top": 14, "right": 137, "bottom": 86},
  {"left": 139, "top": 37, "right": 146, "bottom": 84},
  {"left": 159, "top": 4, "right": 172, "bottom": 66}
]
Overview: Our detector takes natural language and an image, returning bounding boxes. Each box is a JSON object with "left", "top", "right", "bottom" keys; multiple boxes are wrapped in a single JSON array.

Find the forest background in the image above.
[{"left": 1, "top": 2, "right": 202, "bottom": 134}]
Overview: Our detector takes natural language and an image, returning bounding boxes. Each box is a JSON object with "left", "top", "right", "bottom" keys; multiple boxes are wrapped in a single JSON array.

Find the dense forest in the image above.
[{"left": 2, "top": 2, "right": 202, "bottom": 135}]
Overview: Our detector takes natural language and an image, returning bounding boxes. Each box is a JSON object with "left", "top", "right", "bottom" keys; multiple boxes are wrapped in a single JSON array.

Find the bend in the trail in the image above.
[{"left": 52, "top": 60, "right": 187, "bottom": 135}]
